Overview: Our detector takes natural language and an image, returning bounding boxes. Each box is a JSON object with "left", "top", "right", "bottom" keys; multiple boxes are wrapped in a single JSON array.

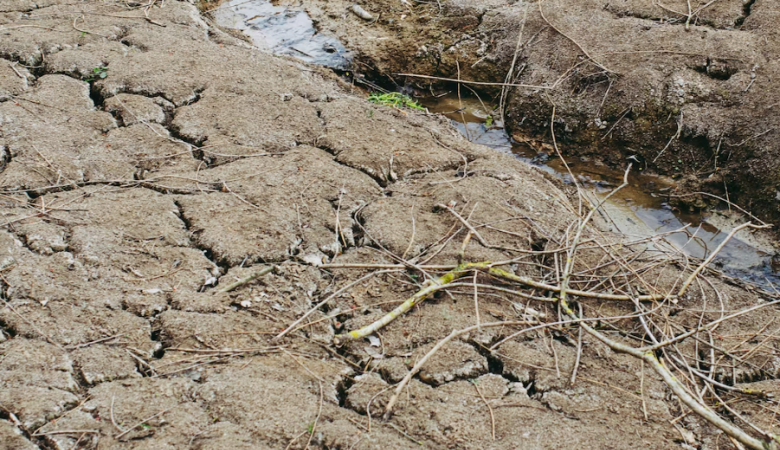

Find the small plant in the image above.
[
  {"left": 485, "top": 114, "right": 493, "bottom": 128},
  {"left": 368, "top": 92, "right": 425, "bottom": 111},
  {"left": 84, "top": 66, "right": 108, "bottom": 82}
]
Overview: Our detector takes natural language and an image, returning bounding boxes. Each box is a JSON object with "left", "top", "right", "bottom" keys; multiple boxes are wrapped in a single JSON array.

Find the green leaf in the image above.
[{"left": 368, "top": 92, "right": 424, "bottom": 111}]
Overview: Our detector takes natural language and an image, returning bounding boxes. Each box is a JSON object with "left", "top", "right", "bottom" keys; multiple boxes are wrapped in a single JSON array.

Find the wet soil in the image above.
[
  {"left": 422, "top": 93, "right": 780, "bottom": 289},
  {"left": 300, "top": 0, "right": 780, "bottom": 232},
  {"left": 0, "top": 1, "right": 779, "bottom": 450},
  {"left": 212, "top": 0, "right": 780, "bottom": 290}
]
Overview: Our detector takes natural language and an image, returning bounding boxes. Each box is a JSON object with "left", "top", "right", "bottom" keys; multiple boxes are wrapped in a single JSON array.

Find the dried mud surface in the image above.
[
  {"left": 0, "top": 1, "right": 778, "bottom": 449},
  {"left": 303, "top": 0, "right": 780, "bottom": 229}
]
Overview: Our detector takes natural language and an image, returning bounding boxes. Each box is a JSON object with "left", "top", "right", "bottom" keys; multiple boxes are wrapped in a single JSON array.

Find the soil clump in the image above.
[{"left": 0, "top": 1, "right": 778, "bottom": 449}]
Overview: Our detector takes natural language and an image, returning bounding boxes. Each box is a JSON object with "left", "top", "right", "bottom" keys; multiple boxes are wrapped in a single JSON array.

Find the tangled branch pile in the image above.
[{"left": 272, "top": 166, "right": 780, "bottom": 450}]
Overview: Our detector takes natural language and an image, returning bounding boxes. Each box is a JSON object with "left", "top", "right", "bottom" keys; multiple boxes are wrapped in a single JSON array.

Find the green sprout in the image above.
[
  {"left": 368, "top": 92, "right": 425, "bottom": 111},
  {"left": 84, "top": 66, "right": 108, "bottom": 82},
  {"left": 485, "top": 114, "right": 493, "bottom": 128}
]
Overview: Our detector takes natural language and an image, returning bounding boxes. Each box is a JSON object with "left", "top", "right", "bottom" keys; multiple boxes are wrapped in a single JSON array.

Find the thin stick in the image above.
[
  {"left": 549, "top": 103, "right": 585, "bottom": 214},
  {"left": 640, "top": 359, "right": 649, "bottom": 421},
  {"left": 642, "top": 298, "right": 780, "bottom": 353},
  {"left": 445, "top": 281, "right": 555, "bottom": 303},
  {"left": 570, "top": 303, "right": 584, "bottom": 384},
  {"left": 549, "top": 329, "right": 561, "bottom": 378},
  {"left": 473, "top": 271, "right": 481, "bottom": 331},
  {"left": 72, "top": 15, "right": 109, "bottom": 38},
  {"left": 275, "top": 269, "right": 399, "bottom": 340},
  {"left": 685, "top": 0, "right": 693, "bottom": 30},
  {"left": 538, "top": 0, "right": 615, "bottom": 74},
  {"left": 401, "top": 205, "right": 416, "bottom": 260},
  {"left": 9, "top": 62, "right": 26, "bottom": 80},
  {"left": 218, "top": 265, "right": 275, "bottom": 293},
  {"left": 115, "top": 409, "right": 171, "bottom": 440},
  {"left": 0, "top": 298, "right": 63, "bottom": 349},
  {"left": 110, "top": 396, "right": 126, "bottom": 434},
  {"left": 396, "top": 74, "right": 558, "bottom": 89},
  {"left": 334, "top": 187, "right": 346, "bottom": 249},
  {"left": 336, "top": 263, "right": 491, "bottom": 342},
  {"left": 32, "top": 430, "right": 99, "bottom": 436},
  {"left": 677, "top": 222, "right": 770, "bottom": 297},
  {"left": 473, "top": 381, "right": 496, "bottom": 440},
  {"left": 438, "top": 204, "right": 489, "bottom": 247},
  {"left": 284, "top": 431, "right": 308, "bottom": 450},
  {"left": 557, "top": 284, "right": 778, "bottom": 450},
  {"left": 499, "top": 4, "right": 529, "bottom": 126},
  {"left": 366, "top": 384, "right": 397, "bottom": 433},
  {"left": 667, "top": 192, "right": 769, "bottom": 226},
  {"left": 290, "top": 354, "right": 324, "bottom": 450},
  {"left": 653, "top": 110, "right": 683, "bottom": 162},
  {"left": 458, "top": 231, "right": 473, "bottom": 264},
  {"left": 561, "top": 163, "right": 633, "bottom": 305},
  {"left": 31, "top": 395, "right": 92, "bottom": 437},
  {"left": 320, "top": 263, "right": 456, "bottom": 270},
  {"left": 384, "top": 321, "right": 531, "bottom": 419},
  {"left": 386, "top": 422, "right": 423, "bottom": 445},
  {"left": 455, "top": 60, "right": 471, "bottom": 142},
  {"left": 485, "top": 266, "right": 667, "bottom": 302}
]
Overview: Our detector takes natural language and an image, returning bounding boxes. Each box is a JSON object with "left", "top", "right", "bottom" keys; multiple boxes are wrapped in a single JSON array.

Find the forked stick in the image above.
[{"left": 677, "top": 222, "right": 771, "bottom": 297}]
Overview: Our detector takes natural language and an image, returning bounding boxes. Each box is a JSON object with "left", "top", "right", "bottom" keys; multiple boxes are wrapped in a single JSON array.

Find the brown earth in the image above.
[
  {"left": 0, "top": 1, "right": 779, "bottom": 449},
  {"left": 302, "top": 0, "right": 780, "bottom": 230}
]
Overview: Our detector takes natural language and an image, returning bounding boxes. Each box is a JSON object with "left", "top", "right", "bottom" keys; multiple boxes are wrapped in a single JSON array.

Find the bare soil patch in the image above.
[{"left": 0, "top": 1, "right": 778, "bottom": 450}]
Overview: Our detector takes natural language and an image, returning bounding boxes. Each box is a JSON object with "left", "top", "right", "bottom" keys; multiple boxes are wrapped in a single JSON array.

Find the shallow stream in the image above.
[
  {"left": 213, "top": 0, "right": 351, "bottom": 69},
  {"left": 211, "top": 0, "right": 780, "bottom": 290},
  {"left": 425, "top": 94, "right": 780, "bottom": 288}
]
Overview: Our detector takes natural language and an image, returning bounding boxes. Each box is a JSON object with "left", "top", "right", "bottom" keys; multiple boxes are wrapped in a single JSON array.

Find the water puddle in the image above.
[
  {"left": 207, "top": 5, "right": 778, "bottom": 290},
  {"left": 422, "top": 93, "right": 780, "bottom": 290},
  {"left": 212, "top": 0, "right": 351, "bottom": 69}
]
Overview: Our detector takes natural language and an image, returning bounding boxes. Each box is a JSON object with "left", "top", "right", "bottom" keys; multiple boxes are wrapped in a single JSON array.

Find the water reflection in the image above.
[
  {"left": 213, "top": 0, "right": 351, "bottom": 69},
  {"left": 422, "top": 93, "right": 780, "bottom": 289}
]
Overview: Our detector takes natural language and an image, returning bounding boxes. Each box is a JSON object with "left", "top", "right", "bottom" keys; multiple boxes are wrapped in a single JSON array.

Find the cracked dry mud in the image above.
[
  {"left": 0, "top": 1, "right": 780, "bottom": 449},
  {"left": 303, "top": 0, "right": 780, "bottom": 228}
]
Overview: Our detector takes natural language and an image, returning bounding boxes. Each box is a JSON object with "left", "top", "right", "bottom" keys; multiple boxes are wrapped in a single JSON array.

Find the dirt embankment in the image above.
[
  {"left": 0, "top": 1, "right": 779, "bottom": 450},
  {"left": 304, "top": 0, "right": 780, "bottom": 229}
]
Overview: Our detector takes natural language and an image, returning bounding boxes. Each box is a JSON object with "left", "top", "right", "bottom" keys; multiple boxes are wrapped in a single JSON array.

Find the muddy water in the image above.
[
  {"left": 209, "top": 2, "right": 778, "bottom": 290},
  {"left": 213, "top": 0, "right": 350, "bottom": 69},
  {"left": 424, "top": 94, "right": 780, "bottom": 289}
]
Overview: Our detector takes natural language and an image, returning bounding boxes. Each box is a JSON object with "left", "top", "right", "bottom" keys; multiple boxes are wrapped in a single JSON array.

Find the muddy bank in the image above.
[
  {"left": 301, "top": 0, "right": 780, "bottom": 230},
  {"left": 0, "top": 1, "right": 779, "bottom": 450}
]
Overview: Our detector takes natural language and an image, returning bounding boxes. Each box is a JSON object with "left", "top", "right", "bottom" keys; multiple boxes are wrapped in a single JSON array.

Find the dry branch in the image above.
[
  {"left": 276, "top": 269, "right": 401, "bottom": 340},
  {"left": 335, "top": 262, "right": 492, "bottom": 343},
  {"left": 302, "top": 154, "right": 776, "bottom": 449}
]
